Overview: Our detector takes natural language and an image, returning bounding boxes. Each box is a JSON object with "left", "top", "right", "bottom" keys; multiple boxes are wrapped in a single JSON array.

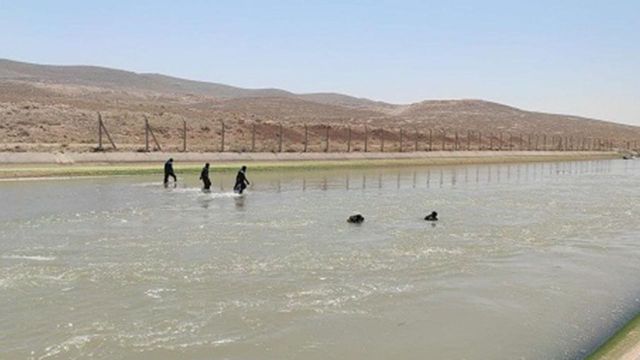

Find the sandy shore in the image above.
[{"left": 0, "top": 151, "right": 619, "bottom": 179}]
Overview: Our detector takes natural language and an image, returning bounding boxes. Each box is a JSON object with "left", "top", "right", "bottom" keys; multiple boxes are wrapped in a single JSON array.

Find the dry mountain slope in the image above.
[
  {"left": 0, "top": 58, "right": 639, "bottom": 152},
  {"left": 0, "top": 58, "right": 378, "bottom": 107}
]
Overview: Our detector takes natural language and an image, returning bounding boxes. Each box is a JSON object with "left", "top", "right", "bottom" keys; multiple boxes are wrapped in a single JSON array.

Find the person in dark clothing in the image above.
[
  {"left": 200, "top": 163, "right": 211, "bottom": 191},
  {"left": 164, "top": 158, "right": 177, "bottom": 187},
  {"left": 347, "top": 214, "right": 365, "bottom": 224},
  {"left": 424, "top": 211, "right": 438, "bottom": 221},
  {"left": 234, "top": 166, "right": 250, "bottom": 194}
]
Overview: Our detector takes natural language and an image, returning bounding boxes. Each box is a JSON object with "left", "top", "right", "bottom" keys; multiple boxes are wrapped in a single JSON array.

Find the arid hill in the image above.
[{"left": 0, "top": 58, "right": 638, "bottom": 152}]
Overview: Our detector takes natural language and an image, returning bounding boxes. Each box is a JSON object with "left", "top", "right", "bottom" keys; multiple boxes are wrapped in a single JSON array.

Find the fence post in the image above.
[
  {"left": 381, "top": 128, "right": 385, "bottom": 152},
  {"left": 364, "top": 125, "right": 368, "bottom": 152},
  {"left": 415, "top": 128, "right": 419, "bottom": 152},
  {"left": 220, "top": 121, "right": 225, "bottom": 152},
  {"left": 303, "top": 124, "right": 308, "bottom": 152},
  {"left": 478, "top": 131, "right": 482, "bottom": 150},
  {"left": 467, "top": 130, "right": 471, "bottom": 151},
  {"left": 490, "top": 133, "right": 494, "bottom": 150},
  {"left": 534, "top": 134, "right": 539, "bottom": 151},
  {"left": 97, "top": 113, "right": 116, "bottom": 150},
  {"left": 144, "top": 115, "right": 160, "bottom": 151},
  {"left": 519, "top": 133, "right": 523, "bottom": 150},
  {"left": 279, "top": 123, "right": 283, "bottom": 152},
  {"left": 442, "top": 129, "right": 446, "bottom": 151},
  {"left": 98, "top": 113, "right": 103, "bottom": 150},
  {"left": 325, "top": 126, "right": 330, "bottom": 152},
  {"left": 429, "top": 129, "right": 433, "bottom": 151},
  {"left": 182, "top": 120, "right": 187, "bottom": 152},
  {"left": 252, "top": 123, "right": 256, "bottom": 152},
  {"left": 543, "top": 134, "right": 547, "bottom": 151},
  {"left": 455, "top": 130, "right": 459, "bottom": 151},
  {"left": 399, "top": 128, "right": 404, "bottom": 152},
  {"left": 144, "top": 117, "right": 149, "bottom": 152},
  {"left": 347, "top": 126, "right": 352, "bottom": 152}
]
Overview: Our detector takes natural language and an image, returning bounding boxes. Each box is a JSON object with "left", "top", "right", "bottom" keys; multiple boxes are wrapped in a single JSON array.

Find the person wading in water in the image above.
[
  {"left": 164, "top": 158, "right": 177, "bottom": 187},
  {"left": 234, "top": 166, "right": 250, "bottom": 194},
  {"left": 200, "top": 163, "right": 212, "bottom": 191}
]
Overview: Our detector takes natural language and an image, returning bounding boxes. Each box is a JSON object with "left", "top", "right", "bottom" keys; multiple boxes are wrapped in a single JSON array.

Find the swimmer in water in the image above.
[
  {"left": 347, "top": 214, "right": 365, "bottom": 224},
  {"left": 200, "top": 163, "right": 211, "bottom": 191},
  {"left": 424, "top": 211, "right": 438, "bottom": 221},
  {"left": 163, "top": 158, "right": 177, "bottom": 187},
  {"left": 233, "top": 166, "right": 250, "bottom": 194}
]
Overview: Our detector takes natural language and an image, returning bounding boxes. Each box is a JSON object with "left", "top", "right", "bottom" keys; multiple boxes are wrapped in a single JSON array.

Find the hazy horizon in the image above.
[{"left": 1, "top": 0, "right": 638, "bottom": 125}]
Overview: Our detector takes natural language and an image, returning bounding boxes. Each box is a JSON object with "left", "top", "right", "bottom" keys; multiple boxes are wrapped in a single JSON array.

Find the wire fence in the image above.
[{"left": 95, "top": 113, "right": 639, "bottom": 153}]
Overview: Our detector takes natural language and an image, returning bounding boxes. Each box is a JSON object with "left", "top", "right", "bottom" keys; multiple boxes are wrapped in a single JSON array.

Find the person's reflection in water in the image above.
[
  {"left": 234, "top": 195, "right": 246, "bottom": 210},
  {"left": 198, "top": 196, "right": 213, "bottom": 209}
]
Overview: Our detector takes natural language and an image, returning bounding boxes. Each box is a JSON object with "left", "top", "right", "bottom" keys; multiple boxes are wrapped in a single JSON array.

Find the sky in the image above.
[{"left": 1, "top": 0, "right": 639, "bottom": 125}]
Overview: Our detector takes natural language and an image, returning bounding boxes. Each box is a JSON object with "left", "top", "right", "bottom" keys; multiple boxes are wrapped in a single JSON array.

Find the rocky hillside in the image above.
[{"left": 1, "top": 58, "right": 638, "bottom": 152}]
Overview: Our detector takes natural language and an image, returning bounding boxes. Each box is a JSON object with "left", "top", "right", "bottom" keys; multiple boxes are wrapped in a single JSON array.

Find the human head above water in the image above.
[
  {"left": 168, "top": 158, "right": 173, "bottom": 162},
  {"left": 205, "top": 163, "right": 209, "bottom": 167},
  {"left": 241, "top": 166, "right": 247, "bottom": 172}
]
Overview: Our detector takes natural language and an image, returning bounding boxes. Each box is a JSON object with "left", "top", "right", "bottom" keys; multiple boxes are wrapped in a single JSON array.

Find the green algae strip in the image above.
[
  {"left": 0, "top": 153, "right": 619, "bottom": 179},
  {"left": 587, "top": 313, "right": 640, "bottom": 360}
]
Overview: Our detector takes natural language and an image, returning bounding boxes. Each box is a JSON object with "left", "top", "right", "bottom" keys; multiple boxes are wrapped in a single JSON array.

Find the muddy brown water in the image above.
[{"left": 1, "top": 159, "right": 640, "bottom": 359}]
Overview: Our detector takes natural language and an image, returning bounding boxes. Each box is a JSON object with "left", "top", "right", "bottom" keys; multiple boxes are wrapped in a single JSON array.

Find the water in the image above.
[{"left": 1, "top": 160, "right": 640, "bottom": 359}]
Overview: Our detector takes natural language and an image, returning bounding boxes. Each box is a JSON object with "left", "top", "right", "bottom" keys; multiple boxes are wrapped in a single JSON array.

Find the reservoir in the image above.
[{"left": 1, "top": 159, "right": 639, "bottom": 359}]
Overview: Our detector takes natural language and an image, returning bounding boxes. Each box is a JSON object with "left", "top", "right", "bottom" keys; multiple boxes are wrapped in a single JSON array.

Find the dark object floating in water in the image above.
[
  {"left": 424, "top": 211, "right": 438, "bottom": 221},
  {"left": 623, "top": 155, "right": 633, "bottom": 160},
  {"left": 347, "top": 214, "right": 365, "bottom": 224}
]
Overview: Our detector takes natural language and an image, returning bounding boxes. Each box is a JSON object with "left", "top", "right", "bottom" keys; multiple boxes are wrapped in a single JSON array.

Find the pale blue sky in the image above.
[{"left": 1, "top": 0, "right": 638, "bottom": 125}]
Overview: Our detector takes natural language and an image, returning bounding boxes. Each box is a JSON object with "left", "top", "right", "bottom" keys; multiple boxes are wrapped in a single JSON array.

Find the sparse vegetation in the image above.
[{"left": 0, "top": 59, "right": 639, "bottom": 153}]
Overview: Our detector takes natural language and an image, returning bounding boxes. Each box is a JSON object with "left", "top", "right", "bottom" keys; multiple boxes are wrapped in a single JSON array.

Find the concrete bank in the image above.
[
  {"left": 0, "top": 151, "right": 620, "bottom": 179},
  {"left": 587, "top": 313, "right": 640, "bottom": 360}
]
